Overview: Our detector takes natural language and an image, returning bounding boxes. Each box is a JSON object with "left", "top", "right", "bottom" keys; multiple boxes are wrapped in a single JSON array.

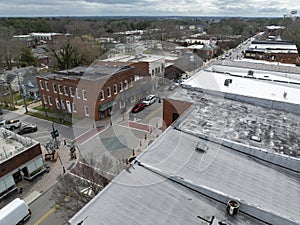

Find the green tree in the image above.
[{"left": 19, "top": 47, "right": 37, "bottom": 67}]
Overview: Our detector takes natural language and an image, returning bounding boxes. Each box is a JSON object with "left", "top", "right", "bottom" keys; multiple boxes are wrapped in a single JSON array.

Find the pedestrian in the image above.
[{"left": 64, "top": 139, "right": 66, "bottom": 145}]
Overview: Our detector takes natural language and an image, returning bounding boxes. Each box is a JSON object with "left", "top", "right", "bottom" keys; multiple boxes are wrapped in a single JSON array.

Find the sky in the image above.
[{"left": 0, "top": 0, "right": 298, "bottom": 17}]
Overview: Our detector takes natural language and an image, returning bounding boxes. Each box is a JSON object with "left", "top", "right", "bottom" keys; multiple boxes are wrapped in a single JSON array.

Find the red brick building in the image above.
[
  {"left": 162, "top": 98, "right": 192, "bottom": 130},
  {"left": 37, "top": 65, "right": 137, "bottom": 121}
]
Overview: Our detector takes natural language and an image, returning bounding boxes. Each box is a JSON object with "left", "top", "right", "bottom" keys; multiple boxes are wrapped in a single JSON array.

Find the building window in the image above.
[
  {"left": 61, "top": 99, "right": 65, "bottom": 110},
  {"left": 76, "top": 88, "right": 80, "bottom": 99},
  {"left": 84, "top": 105, "right": 89, "bottom": 116},
  {"left": 55, "top": 98, "right": 60, "bottom": 109},
  {"left": 48, "top": 96, "right": 52, "bottom": 105},
  {"left": 72, "top": 103, "right": 77, "bottom": 112},
  {"left": 43, "top": 95, "right": 47, "bottom": 104},
  {"left": 39, "top": 80, "right": 44, "bottom": 90},
  {"left": 64, "top": 86, "right": 68, "bottom": 96},
  {"left": 100, "top": 90, "right": 104, "bottom": 101},
  {"left": 82, "top": 90, "right": 87, "bottom": 100},
  {"left": 113, "top": 84, "right": 117, "bottom": 95},
  {"left": 119, "top": 82, "right": 123, "bottom": 92},
  {"left": 70, "top": 87, "right": 74, "bottom": 97},
  {"left": 58, "top": 84, "right": 63, "bottom": 94},
  {"left": 45, "top": 82, "right": 49, "bottom": 91},
  {"left": 107, "top": 87, "right": 111, "bottom": 98},
  {"left": 52, "top": 83, "right": 57, "bottom": 93},
  {"left": 130, "top": 78, "right": 133, "bottom": 87},
  {"left": 124, "top": 80, "right": 128, "bottom": 89}
]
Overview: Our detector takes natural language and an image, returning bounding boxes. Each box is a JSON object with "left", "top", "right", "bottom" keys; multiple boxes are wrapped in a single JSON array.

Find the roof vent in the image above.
[{"left": 226, "top": 199, "right": 240, "bottom": 216}]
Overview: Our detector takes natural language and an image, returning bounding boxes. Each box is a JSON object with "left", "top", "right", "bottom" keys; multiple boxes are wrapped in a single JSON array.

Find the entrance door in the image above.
[{"left": 66, "top": 101, "right": 72, "bottom": 113}]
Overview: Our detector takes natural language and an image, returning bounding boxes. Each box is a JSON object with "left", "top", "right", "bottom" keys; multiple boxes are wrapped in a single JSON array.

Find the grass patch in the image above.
[
  {"left": 33, "top": 105, "right": 55, "bottom": 113},
  {"left": 27, "top": 111, "right": 73, "bottom": 126}
]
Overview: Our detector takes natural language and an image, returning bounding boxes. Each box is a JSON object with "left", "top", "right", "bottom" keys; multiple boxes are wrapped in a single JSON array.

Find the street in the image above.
[{"left": 0, "top": 94, "right": 164, "bottom": 224}]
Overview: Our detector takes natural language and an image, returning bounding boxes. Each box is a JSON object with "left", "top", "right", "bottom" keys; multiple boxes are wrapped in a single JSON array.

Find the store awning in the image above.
[{"left": 99, "top": 101, "right": 114, "bottom": 111}]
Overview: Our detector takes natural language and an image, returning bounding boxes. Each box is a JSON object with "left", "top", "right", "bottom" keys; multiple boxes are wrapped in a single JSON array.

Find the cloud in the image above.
[{"left": 0, "top": 0, "right": 298, "bottom": 17}]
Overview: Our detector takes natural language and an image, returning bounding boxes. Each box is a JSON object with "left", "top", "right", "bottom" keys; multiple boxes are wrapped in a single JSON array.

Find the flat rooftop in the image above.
[
  {"left": 43, "top": 65, "right": 133, "bottom": 81},
  {"left": 69, "top": 127, "right": 300, "bottom": 225},
  {"left": 184, "top": 68, "right": 300, "bottom": 105},
  {"left": 169, "top": 87, "right": 300, "bottom": 157},
  {"left": 0, "top": 128, "right": 38, "bottom": 164}
]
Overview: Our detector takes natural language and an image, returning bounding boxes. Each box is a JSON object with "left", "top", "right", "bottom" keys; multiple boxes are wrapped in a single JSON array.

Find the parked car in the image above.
[
  {"left": 142, "top": 95, "right": 156, "bottom": 106},
  {"left": 17, "top": 124, "right": 38, "bottom": 135},
  {"left": 131, "top": 103, "right": 146, "bottom": 113},
  {"left": 0, "top": 119, "right": 21, "bottom": 130}
]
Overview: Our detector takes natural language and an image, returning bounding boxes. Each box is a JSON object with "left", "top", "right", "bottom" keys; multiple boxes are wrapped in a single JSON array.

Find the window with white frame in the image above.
[
  {"left": 107, "top": 87, "right": 111, "bottom": 98},
  {"left": 52, "top": 83, "right": 57, "bottom": 93},
  {"left": 82, "top": 90, "right": 87, "bottom": 100},
  {"left": 124, "top": 80, "right": 128, "bottom": 89},
  {"left": 76, "top": 88, "right": 80, "bottom": 99},
  {"left": 64, "top": 86, "right": 68, "bottom": 96},
  {"left": 119, "top": 82, "right": 123, "bottom": 92},
  {"left": 43, "top": 95, "right": 47, "bottom": 104},
  {"left": 130, "top": 78, "right": 133, "bottom": 87},
  {"left": 84, "top": 105, "right": 89, "bottom": 116},
  {"left": 100, "top": 90, "right": 104, "bottom": 101},
  {"left": 48, "top": 96, "right": 52, "bottom": 105},
  {"left": 72, "top": 103, "right": 77, "bottom": 112},
  {"left": 45, "top": 82, "right": 49, "bottom": 91},
  {"left": 39, "top": 80, "right": 44, "bottom": 90},
  {"left": 70, "top": 87, "right": 74, "bottom": 97},
  {"left": 61, "top": 99, "right": 65, "bottom": 109},
  {"left": 58, "top": 84, "right": 63, "bottom": 94},
  {"left": 55, "top": 98, "right": 60, "bottom": 109},
  {"left": 113, "top": 84, "right": 117, "bottom": 95}
]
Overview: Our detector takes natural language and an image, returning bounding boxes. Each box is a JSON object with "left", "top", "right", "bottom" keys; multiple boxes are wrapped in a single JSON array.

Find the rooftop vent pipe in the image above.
[{"left": 226, "top": 199, "right": 240, "bottom": 216}]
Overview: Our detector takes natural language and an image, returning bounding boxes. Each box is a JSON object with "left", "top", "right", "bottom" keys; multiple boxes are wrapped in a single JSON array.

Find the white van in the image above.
[{"left": 0, "top": 198, "right": 31, "bottom": 225}]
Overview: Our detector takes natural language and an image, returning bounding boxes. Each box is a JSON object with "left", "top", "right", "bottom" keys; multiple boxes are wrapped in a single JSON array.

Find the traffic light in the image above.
[{"left": 51, "top": 129, "right": 59, "bottom": 139}]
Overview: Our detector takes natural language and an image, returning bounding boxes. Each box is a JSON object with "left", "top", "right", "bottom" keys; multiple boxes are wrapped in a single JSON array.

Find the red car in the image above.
[{"left": 131, "top": 103, "right": 145, "bottom": 113}]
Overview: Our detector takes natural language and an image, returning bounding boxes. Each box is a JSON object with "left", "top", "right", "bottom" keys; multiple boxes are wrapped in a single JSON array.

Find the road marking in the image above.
[
  {"left": 144, "top": 104, "right": 162, "bottom": 122},
  {"left": 34, "top": 205, "right": 58, "bottom": 225}
]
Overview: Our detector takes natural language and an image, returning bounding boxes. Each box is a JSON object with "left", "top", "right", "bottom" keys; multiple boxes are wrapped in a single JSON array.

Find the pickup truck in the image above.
[{"left": 0, "top": 119, "right": 22, "bottom": 130}]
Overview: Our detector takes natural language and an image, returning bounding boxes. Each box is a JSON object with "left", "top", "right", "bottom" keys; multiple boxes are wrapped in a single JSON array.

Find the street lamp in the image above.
[{"left": 17, "top": 73, "right": 28, "bottom": 113}]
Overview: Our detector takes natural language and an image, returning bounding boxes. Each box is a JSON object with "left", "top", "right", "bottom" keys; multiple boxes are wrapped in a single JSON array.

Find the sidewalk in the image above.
[{"left": 7, "top": 100, "right": 163, "bottom": 205}]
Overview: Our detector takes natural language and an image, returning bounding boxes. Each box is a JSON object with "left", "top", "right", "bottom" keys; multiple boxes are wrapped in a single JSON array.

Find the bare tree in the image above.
[
  {"left": 51, "top": 154, "right": 125, "bottom": 218},
  {"left": 0, "top": 27, "right": 24, "bottom": 70}
]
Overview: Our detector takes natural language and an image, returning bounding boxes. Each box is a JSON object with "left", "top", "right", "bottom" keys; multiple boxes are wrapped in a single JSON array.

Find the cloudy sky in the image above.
[{"left": 0, "top": 0, "right": 298, "bottom": 17}]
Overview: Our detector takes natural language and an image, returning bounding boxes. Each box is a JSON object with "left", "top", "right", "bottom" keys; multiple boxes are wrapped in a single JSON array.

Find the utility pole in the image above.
[{"left": 17, "top": 73, "right": 28, "bottom": 113}]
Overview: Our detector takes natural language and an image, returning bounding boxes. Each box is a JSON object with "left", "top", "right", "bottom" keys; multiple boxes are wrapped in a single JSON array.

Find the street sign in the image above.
[{"left": 51, "top": 129, "right": 59, "bottom": 139}]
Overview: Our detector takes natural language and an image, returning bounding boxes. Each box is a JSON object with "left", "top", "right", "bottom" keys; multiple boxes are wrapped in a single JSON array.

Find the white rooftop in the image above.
[
  {"left": 0, "top": 128, "right": 38, "bottom": 164},
  {"left": 183, "top": 68, "right": 300, "bottom": 105}
]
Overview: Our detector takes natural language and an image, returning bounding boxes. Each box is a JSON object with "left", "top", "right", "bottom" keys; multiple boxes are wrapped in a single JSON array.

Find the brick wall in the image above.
[
  {"left": 162, "top": 98, "right": 192, "bottom": 130},
  {"left": 0, "top": 144, "right": 42, "bottom": 177},
  {"left": 37, "top": 67, "right": 135, "bottom": 121}
]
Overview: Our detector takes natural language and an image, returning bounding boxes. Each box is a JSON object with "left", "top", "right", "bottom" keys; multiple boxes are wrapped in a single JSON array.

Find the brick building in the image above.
[
  {"left": 37, "top": 64, "right": 137, "bottom": 121},
  {"left": 244, "top": 40, "right": 300, "bottom": 65},
  {"left": 0, "top": 128, "right": 45, "bottom": 199}
]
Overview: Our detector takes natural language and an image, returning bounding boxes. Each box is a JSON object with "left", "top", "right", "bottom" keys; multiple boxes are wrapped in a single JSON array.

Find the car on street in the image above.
[
  {"left": 131, "top": 103, "right": 146, "bottom": 113},
  {"left": 0, "top": 119, "right": 22, "bottom": 130},
  {"left": 142, "top": 95, "right": 156, "bottom": 106},
  {"left": 17, "top": 124, "right": 38, "bottom": 135}
]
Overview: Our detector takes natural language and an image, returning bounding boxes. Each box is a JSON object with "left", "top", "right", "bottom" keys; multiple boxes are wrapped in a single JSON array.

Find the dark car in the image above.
[
  {"left": 17, "top": 124, "right": 38, "bottom": 135},
  {"left": 131, "top": 103, "right": 145, "bottom": 113}
]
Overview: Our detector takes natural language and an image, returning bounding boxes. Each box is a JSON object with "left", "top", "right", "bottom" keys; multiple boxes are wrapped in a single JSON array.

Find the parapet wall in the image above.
[{"left": 182, "top": 84, "right": 300, "bottom": 115}]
